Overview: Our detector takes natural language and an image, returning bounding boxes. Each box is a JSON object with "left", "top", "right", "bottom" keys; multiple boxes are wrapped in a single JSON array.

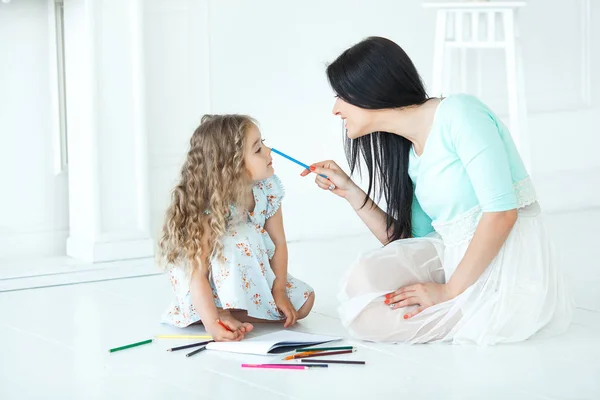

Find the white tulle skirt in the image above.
[{"left": 338, "top": 202, "right": 574, "bottom": 345}]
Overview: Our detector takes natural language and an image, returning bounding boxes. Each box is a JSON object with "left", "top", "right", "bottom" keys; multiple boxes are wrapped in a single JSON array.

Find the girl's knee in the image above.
[{"left": 297, "top": 291, "right": 315, "bottom": 320}]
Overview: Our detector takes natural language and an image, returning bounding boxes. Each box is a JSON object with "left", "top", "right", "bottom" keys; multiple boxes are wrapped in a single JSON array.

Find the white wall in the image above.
[
  {"left": 0, "top": 0, "right": 69, "bottom": 259},
  {"left": 144, "top": 0, "right": 212, "bottom": 242},
  {"left": 147, "top": 0, "right": 600, "bottom": 243}
]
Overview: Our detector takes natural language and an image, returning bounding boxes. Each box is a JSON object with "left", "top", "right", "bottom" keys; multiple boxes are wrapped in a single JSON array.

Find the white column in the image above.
[
  {"left": 431, "top": 10, "right": 447, "bottom": 97},
  {"left": 503, "top": 8, "right": 531, "bottom": 173},
  {"left": 63, "top": 0, "right": 153, "bottom": 262}
]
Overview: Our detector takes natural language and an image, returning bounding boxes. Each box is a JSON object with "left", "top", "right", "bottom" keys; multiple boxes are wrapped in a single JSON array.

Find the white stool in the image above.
[{"left": 423, "top": 2, "right": 530, "bottom": 172}]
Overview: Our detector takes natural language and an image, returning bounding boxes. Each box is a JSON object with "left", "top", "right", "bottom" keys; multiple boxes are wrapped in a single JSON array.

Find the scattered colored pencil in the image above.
[
  {"left": 248, "top": 363, "right": 328, "bottom": 368},
  {"left": 109, "top": 339, "right": 153, "bottom": 353},
  {"left": 284, "top": 350, "right": 320, "bottom": 360},
  {"left": 295, "top": 346, "right": 354, "bottom": 353},
  {"left": 155, "top": 335, "right": 212, "bottom": 339},
  {"left": 285, "top": 348, "right": 357, "bottom": 360},
  {"left": 167, "top": 340, "right": 214, "bottom": 352},
  {"left": 242, "top": 364, "right": 318, "bottom": 370},
  {"left": 186, "top": 345, "right": 208, "bottom": 357},
  {"left": 294, "top": 349, "right": 357, "bottom": 359},
  {"left": 300, "top": 359, "right": 366, "bottom": 365},
  {"left": 271, "top": 148, "right": 328, "bottom": 178}
]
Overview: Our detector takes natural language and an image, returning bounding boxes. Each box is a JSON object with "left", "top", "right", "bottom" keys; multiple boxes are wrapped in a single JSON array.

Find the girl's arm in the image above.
[
  {"left": 264, "top": 205, "right": 299, "bottom": 327},
  {"left": 188, "top": 220, "right": 242, "bottom": 341},
  {"left": 264, "top": 206, "right": 288, "bottom": 291}
]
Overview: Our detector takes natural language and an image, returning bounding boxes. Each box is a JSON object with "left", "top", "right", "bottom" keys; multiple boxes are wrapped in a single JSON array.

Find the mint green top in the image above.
[{"left": 409, "top": 94, "right": 529, "bottom": 237}]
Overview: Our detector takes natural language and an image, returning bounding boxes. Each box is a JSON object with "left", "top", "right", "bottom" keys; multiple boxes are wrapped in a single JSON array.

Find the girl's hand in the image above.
[
  {"left": 385, "top": 283, "right": 454, "bottom": 319},
  {"left": 272, "top": 288, "right": 298, "bottom": 328},
  {"left": 207, "top": 319, "right": 245, "bottom": 342},
  {"left": 300, "top": 160, "right": 359, "bottom": 200}
]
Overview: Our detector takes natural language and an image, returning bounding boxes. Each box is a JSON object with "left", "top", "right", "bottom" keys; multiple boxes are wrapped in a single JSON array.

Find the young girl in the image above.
[{"left": 159, "top": 114, "right": 315, "bottom": 341}]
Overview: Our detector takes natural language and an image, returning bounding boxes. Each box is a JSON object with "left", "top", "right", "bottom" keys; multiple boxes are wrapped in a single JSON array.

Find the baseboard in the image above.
[
  {"left": 66, "top": 236, "right": 155, "bottom": 262},
  {"left": 0, "top": 229, "right": 68, "bottom": 259},
  {"left": 533, "top": 168, "right": 600, "bottom": 213},
  {"left": 0, "top": 256, "right": 161, "bottom": 292}
]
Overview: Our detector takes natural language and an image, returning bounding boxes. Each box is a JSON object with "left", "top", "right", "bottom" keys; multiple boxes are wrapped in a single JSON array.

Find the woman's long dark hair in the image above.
[{"left": 326, "top": 36, "right": 430, "bottom": 242}]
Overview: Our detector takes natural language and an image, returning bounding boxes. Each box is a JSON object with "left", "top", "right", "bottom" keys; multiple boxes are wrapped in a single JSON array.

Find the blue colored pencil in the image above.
[{"left": 271, "top": 148, "right": 328, "bottom": 179}]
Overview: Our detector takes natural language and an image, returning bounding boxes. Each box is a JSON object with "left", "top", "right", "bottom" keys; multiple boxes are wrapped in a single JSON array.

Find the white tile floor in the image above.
[{"left": 1, "top": 210, "right": 600, "bottom": 399}]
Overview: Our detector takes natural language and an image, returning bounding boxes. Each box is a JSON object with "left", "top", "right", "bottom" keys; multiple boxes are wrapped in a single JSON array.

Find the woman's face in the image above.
[{"left": 332, "top": 97, "right": 374, "bottom": 139}]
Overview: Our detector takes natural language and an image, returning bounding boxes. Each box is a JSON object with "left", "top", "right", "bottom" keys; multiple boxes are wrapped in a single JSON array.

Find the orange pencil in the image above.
[
  {"left": 283, "top": 350, "right": 320, "bottom": 361},
  {"left": 218, "top": 320, "right": 233, "bottom": 332},
  {"left": 293, "top": 349, "right": 357, "bottom": 359}
]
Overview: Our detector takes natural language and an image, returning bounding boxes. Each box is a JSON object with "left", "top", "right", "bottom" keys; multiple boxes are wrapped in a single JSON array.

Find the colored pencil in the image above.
[
  {"left": 283, "top": 350, "right": 320, "bottom": 360},
  {"left": 247, "top": 363, "right": 328, "bottom": 368},
  {"left": 271, "top": 148, "right": 328, "bottom": 178},
  {"left": 241, "top": 364, "right": 317, "bottom": 370},
  {"left": 295, "top": 346, "right": 354, "bottom": 352},
  {"left": 294, "top": 349, "right": 357, "bottom": 359},
  {"left": 109, "top": 339, "right": 153, "bottom": 353},
  {"left": 300, "top": 359, "right": 366, "bottom": 365},
  {"left": 186, "top": 345, "right": 208, "bottom": 357},
  {"left": 218, "top": 320, "right": 233, "bottom": 332},
  {"left": 167, "top": 340, "right": 214, "bottom": 352},
  {"left": 155, "top": 335, "right": 212, "bottom": 339},
  {"left": 285, "top": 348, "right": 357, "bottom": 360}
]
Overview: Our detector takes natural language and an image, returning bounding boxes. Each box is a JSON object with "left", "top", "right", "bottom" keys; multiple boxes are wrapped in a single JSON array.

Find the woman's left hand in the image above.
[{"left": 385, "top": 283, "right": 454, "bottom": 319}]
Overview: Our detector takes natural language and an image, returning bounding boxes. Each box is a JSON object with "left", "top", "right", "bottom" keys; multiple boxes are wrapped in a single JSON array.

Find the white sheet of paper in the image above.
[{"left": 205, "top": 330, "right": 341, "bottom": 355}]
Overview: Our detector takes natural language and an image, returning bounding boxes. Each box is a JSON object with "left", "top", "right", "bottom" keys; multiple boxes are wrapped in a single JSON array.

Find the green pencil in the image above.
[
  {"left": 295, "top": 346, "right": 354, "bottom": 352},
  {"left": 109, "top": 339, "right": 153, "bottom": 353}
]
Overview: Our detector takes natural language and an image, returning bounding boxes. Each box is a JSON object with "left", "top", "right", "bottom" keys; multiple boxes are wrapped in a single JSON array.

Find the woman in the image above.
[{"left": 302, "top": 37, "right": 573, "bottom": 344}]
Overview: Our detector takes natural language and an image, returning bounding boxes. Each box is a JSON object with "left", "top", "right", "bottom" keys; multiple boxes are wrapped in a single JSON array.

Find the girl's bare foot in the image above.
[{"left": 218, "top": 309, "right": 254, "bottom": 334}]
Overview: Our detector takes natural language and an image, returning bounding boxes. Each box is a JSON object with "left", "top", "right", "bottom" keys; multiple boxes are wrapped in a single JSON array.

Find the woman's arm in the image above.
[
  {"left": 344, "top": 185, "right": 393, "bottom": 245},
  {"left": 390, "top": 209, "right": 518, "bottom": 319},
  {"left": 388, "top": 97, "right": 522, "bottom": 317},
  {"left": 302, "top": 160, "right": 393, "bottom": 245},
  {"left": 446, "top": 209, "right": 517, "bottom": 297}
]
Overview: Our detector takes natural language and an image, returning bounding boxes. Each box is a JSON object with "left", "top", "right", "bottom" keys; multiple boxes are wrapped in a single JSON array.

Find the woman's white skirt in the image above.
[{"left": 338, "top": 202, "right": 574, "bottom": 345}]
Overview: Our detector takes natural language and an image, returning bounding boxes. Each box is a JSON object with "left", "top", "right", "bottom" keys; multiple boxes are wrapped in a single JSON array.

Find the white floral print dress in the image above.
[{"left": 162, "top": 175, "right": 314, "bottom": 328}]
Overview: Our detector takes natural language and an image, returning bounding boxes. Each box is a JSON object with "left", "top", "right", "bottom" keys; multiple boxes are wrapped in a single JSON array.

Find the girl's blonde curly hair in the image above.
[{"left": 158, "top": 114, "right": 257, "bottom": 275}]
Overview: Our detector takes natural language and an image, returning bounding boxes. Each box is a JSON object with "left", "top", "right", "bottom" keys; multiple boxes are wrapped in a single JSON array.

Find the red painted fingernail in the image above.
[
  {"left": 384, "top": 299, "right": 390, "bottom": 305},
  {"left": 404, "top": 315, "right": 409, "bottom": 320},
  {"left": 385, "top": 293, "right": 391, "bottom": 299},
  {"left": 310, "top": 166, "right": 315, "bottom": 171}
]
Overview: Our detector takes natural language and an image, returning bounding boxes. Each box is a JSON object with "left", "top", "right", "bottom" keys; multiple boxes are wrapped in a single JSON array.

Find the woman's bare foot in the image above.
[{"left": 218, "top": 309, "right": 254, "bottom": 334}]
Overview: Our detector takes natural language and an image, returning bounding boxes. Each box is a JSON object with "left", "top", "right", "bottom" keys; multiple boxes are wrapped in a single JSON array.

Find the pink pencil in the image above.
[{"left": 242, "top": 364, "right": 312, "bottom": 370}]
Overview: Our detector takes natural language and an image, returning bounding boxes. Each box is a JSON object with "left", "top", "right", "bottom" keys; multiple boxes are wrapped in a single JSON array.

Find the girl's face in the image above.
[
  {"left": 332, "top": 97, "right": 374, "bottom": 139},
  {"left": 244, "top": 124, "right": 274, "bottom": 181}
]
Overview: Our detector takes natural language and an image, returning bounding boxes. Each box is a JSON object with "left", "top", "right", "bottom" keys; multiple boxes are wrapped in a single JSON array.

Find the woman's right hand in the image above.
[{"left": 300, "top": 160, "right": 360, "bottom": 201}]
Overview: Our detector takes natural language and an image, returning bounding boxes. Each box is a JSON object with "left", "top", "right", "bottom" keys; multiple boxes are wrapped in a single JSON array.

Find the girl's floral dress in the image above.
[{"left": 162, "top": 175, "right": 314, "bottom": 327}]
